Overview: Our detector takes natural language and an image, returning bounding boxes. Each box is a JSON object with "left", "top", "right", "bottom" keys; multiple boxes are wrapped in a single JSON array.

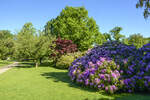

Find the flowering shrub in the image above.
[
  {"left": 121, "top": 43, "right": 150, "bottom": 92},
  {"left": 69, "top": 57, "right": 123, "bottom": 94},
  {"left": 69, "top": 41, "right": 150, "bottom": 94}
]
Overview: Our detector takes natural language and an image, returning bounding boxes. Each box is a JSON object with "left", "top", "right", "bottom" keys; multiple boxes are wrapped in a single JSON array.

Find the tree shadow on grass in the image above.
[
  {"left": 41, "top": 71, "right": 150, "bottom": 100},
  {"left": 115, "top": 92, "right": 150, "bottom": 100},
  {"left": 39, "top": 61, "right": 53, "bottom": 67},
  {"left": 15, "top": 65, "right": 34, "bottom": 68},
  {"left": 41, "top": 71, "right": 97, "bottom": 93},
  {"left": 15, "top": 62, "right": 53, "bottom": 68},
  {"left": 15, "top": 62, "right": 35, "bottom": 68},
  {"left": 41, "top": 72, "right": 118, "bottom": 100},
  {"left": 83, "top": 93, "right": 150, "bottom": 100},
  {"left": 84, "top": 98, "right": 114, "bottom": 100}
]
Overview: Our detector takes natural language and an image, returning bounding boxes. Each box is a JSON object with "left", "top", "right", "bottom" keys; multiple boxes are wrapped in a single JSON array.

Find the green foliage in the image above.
[
  {"left": 14, "top": 22, "right": 55, "bottom": 67},
  {"left": 0, "top": 60, "right": 14, "bottom": 67},
  {"left": 32, "top": 31, "right": 56, "bottom": 66},
  {"left": 0, "top": 62, "right": 149, "bottom": 100},
  {"left": 103, "top": 33, "right": 112, "bottom": 41},
  {"left": 110, "top": 27, "right": 125, "bottom": 41},
  {"left": 14, "top": 22, "right": 36, "bottom": 60},
  {"left": 0, "top": 30, "right": 14, "bottom": 60},
  {"left": 102, "top": 27, "right": 125, "bottom": 43},
  {"left": 0, "top": 63, "right": 116, "bottom": 100},
  {"left": 0, "top": 30, "right": 13, "bottom": 39},
  {"left": 19, "top": 22, "right": 36, "bottom": 35},
  {"left": 128, "top": 33, "right": 148, "bottom": 48},
  {"left": 122, "top": 38, "right": 129, "bottom": 45},
  {"left": 136, "top": 0, "right": 150, "bottom": 19},
  {"left": 44, "top": 6, "right": 105, "bottom": 51},
  {"left": 56, "top": 52, "right": 84, "bottom": 69},
  {"left": 145, "top": 37, "right": 150, "bottom": 43}
]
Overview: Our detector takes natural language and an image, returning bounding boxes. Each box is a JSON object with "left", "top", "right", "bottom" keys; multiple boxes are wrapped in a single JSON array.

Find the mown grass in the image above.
[
  {"left": 0, "top": 60, "right": 14, "bottom": 67},
  {"left": 0, "top": 62, "right": 149, "bottom": 100}
]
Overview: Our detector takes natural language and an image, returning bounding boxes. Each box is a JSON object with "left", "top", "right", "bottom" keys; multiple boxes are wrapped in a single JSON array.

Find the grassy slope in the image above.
[
  {"left": 0, "top": 60, "right": 14, "bottom": 67},
  {"left": 0, "top": 63, "right": 149, "bottom": 100}
]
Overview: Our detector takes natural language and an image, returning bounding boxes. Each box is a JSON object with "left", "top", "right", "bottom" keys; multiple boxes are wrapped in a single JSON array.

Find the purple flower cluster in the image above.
[
  {"left": 69, "top": 57, "right": 123, "bottom": 94},
  {"left": 120, "top": 43, "right": 150, "bottom": 92},
  {"left": 68, "top": 41, "right": 150, "bottom": 93}
]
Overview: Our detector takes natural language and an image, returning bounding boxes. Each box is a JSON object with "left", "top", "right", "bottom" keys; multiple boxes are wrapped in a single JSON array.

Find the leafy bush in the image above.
[
  {"left": 69, "top": 57, "right": 123, "bottom": 94},
  {"left": 69, "top": 41, "right": 150, "bottom": 94},
  {"left": 56, "top": 52, "right": 84, "bottom": 69}
]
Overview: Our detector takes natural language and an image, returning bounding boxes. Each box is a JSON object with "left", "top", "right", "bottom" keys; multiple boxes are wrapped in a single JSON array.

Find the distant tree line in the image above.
[{"left": 0, "top": 6, "right": 149, "bottom": 68}]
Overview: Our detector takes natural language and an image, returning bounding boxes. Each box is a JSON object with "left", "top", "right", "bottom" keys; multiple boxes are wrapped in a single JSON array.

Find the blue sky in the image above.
[{"left": 0, "top": 0, "right": 150, "bottom": 37}]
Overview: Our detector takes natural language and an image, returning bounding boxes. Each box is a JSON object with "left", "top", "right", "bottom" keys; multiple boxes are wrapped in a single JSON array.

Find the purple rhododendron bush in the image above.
[{"left": 68, "top": 41, "right": 150, "bottom": 94}]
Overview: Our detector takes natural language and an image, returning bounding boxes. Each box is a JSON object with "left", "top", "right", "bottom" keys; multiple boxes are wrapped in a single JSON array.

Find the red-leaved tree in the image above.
[{"left": 51, "top": 37, "right": 78, "bottom": 66}]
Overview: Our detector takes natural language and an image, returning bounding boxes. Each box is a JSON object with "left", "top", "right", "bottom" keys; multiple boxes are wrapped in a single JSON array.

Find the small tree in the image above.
[
  {"left": 14, "top": 22, "right": 36, "bottom": 60},
  {"left": 32, "top": 32, "right": 55, "bottom": 68},
  {"left": 15, "top": 23, "right": 55, "bottom": 68},
  {"left": 52, "top": 37, "right": 77, "bottom": 66},
  {"left": 110, "top": 27, "right": 125, "bottom": 41}
]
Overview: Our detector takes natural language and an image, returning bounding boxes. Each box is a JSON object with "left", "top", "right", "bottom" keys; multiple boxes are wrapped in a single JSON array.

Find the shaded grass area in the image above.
[
  {"left": 0, "top": 62, "right": 149, "bottom": 100},
  {"left": 115, "top": 93, "right": 150, "bottom": 100},
  {"left": 0, "top": 60, "right": 14, "bottom": 67},
  {"left": 16, "top": 61, "right": 52, "bottom": 68}
]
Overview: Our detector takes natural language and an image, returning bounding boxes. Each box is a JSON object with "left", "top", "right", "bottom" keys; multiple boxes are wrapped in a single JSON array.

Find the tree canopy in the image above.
[
  {"left": 128, "top": 33, "right": 148, "bottom": 48},
  {"left": 32, "top": 31, "right": 55, "bottom": 68},
  {"left": 44, "top": 6, "right": 104, "bottom": 51},
  {"left": 0, "top": 30, "right": 14, "bottom": 60},
  {"left": 136, "top": 0, "right": 150, "bottom": 19},
  {"left": 14, "top": 22, "right": 36, "bottom": 60},
  {"left": 110, "top": 27, "right": 125, "bottom": 41},
  {"left": 14, "top": 22, "right": 55, "bottom": 67}
]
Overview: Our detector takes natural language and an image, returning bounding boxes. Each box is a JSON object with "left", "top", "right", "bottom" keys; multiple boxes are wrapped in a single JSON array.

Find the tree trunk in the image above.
[
  {"left": 39, "top": 58, "right": 42, "bottom": 64},
  {"left": 54, "top": 57, "right": 58, "bottom": 67},
  {"left": 36, "top": 62, "right": 38, "bottom": 68}
]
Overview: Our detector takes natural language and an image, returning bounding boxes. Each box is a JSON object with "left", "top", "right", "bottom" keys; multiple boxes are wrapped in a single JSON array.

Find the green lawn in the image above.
[
  {"left": 0, "top": 60, "right": 14, "bottom": 67},
  {"left": 0, "top": 62, "right": 149, "bottom": 100}
]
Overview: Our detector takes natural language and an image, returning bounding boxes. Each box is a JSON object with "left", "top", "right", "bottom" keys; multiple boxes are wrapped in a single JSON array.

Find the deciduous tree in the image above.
[
  {"left": 15, "top": 22, "right": 55, "bottom": 68},
  {"left": 45, "top": 6, "right": 104, "bottom": 51},
  {"left": 136, "top": 0, "right": 150, "bottom": 19},
  {"left": 110, "top": 27, "right": 125, "bottom": 41},
  {"left": 128, "top": 33, "right": 148, "bottom": 48},
  {"left": 0, "top": 30, "right": 14, "bottom": 60},
  {"left": 14, "top": 22, "right": 36, "bottom": 60},
  {"left": 52, "top": 37, "right": 77, "bottom": 67},
  {"left": 32, "top": 31, "right": 55, "bottom": 68}
]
